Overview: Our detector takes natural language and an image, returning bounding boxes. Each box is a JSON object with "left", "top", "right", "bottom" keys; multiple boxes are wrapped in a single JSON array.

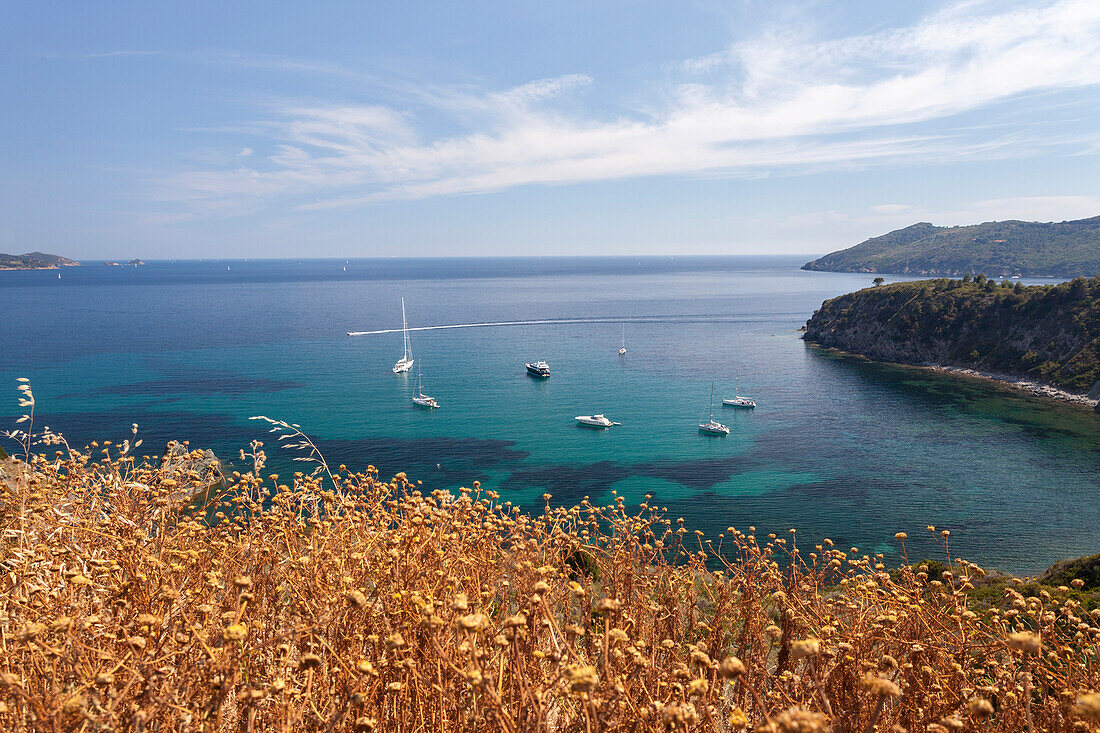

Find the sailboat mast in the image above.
[{"left": 401, "top": 297, "right": 411, "bottom": 360}]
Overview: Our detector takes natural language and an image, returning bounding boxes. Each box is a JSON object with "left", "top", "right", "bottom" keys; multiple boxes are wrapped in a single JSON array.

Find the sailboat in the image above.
[
  {"left": 699, "top": 383, "right": 730, "bottom": 435},
  {"left": 411, "top": 368, "right": 439, "bottom": 409},
  {"left": 722, "top": 384, "right": 756, "bottom": 408},
  {"left": 392, "top": 298, "right": 414, "bottom": 374},
  {"left": 618, "top": 325, "right": 626, "bottom": 355}
]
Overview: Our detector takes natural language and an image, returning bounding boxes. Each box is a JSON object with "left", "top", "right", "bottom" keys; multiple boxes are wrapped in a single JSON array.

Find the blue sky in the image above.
[{"left": 2, "top": 0, "right": 1099, "bottom": 259}]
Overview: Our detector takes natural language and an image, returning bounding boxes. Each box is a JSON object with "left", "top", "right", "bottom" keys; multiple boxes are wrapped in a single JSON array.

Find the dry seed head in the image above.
[
  {"left": 861, "top": 674, "right": 902, "bottom": 698},
  {"left": 967, "top": 697, "right": 994, "bottom": 717},
  {"left": 223, "top": 624, "right": 248, "bottom": 641},
  {"left": 563, "top": 664, "right": 599, "bottom": 692},
  {"left": 299, "top": 653, "right": 323, "bottom": 670},
  {"left": 719, "top": 656, "right": 746, "bottom": 678},
  {"left": 594, "top": 597, "right": 621, "bottom": 612},
  {"left": 1006, "top": 631, "right": 1041, "bottom": 654},
  {"left": 790, "top": 638, "right": 821, "bottom": 660}
]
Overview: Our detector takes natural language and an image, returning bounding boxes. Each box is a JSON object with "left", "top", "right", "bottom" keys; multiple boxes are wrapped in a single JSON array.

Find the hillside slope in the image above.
[
  {"left": 803, "top": 276, "right": 1100, "bottom": 394},
  {"left": 803, "top": 216, "right": 1100, "bottom": 277},
  {"left": 0, "top": 251, "right": 80, "bottom": 269}
]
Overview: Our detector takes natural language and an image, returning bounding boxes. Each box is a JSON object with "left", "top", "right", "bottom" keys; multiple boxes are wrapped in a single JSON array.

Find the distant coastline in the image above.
[
  {"left": 803, "top": 215, "right": 1100, "bottom": 277},
  {"left": 0, "top": 251, "right": 80, "bottom": 270}
]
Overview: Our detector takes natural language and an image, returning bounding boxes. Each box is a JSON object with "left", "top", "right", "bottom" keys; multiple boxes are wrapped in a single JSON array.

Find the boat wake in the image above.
[{"left": 348, "top": 315, "right": 754, "bottom": 337}]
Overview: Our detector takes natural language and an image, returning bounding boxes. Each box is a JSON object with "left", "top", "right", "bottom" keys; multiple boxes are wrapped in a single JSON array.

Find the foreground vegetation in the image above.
[
  {"left": 804, "top": 275, "right": 1100, "bottom": 393},
  {"left": 802, "top": 216, "right": 1100, "bottom": 277},
  {"left": 2, "top": 419, "right": 1100, "bottom": 729}
]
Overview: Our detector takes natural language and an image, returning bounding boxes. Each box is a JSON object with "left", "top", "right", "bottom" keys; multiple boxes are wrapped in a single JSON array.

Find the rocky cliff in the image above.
[{"left": 803, "top": 276, "right": 1100, "bottom": 395}]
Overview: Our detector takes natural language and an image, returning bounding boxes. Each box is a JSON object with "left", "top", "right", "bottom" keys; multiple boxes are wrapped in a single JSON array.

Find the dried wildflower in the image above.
[
  {"left": 223, "top": 624, "right": 248, "bottom": 641},
  {"left": 967, "top": 697, "right": 994, "bottom": 717},
  {"left": 299, "top": 654, "right": 323, "bottom": 670},
  {"left": 1006, "top": 631, "right": 1041, "bottom": 654},
  {"left": 594, "top": 597, "right": 621, "bottom": 612},
  {"left": 346, "top": 590, "right": 368, "bottom": 608},
  {"left": 456, "top": 613, "right": 489, "bottom": 633},
  {"left": 384, "top": 632, "right": 406, "bottom": 650},
  {"left": 686, "top": 678, "right": 708, "bottom": 696},
  {"left": 563, "top": 664, "right": 599, "bottom": 692},
  {"left": 729, "top": 707, "right": 749, "bottom": 729},
  {"left": 861, "top": 674, "right": 901, "bottom": 698},
  {"left": 719, "top": 656, "right": 746, "bottom": 678},
  {"left": 1077, "top": 692, "right": 1100, "bottom": 721},
  {"left": 767, "top": 706, "right": 831, "bottom": 732},
  {"left": 791, "top": 638, "right": 821, "bottom": 660}
]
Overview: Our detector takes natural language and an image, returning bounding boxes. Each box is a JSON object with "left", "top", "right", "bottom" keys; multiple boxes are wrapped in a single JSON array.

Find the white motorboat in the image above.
[
  {"left": 575, "top": 414, "right": 621, "bottom": 428},
  {"left": 722, "top": 395, "right": 756, "bottom": 408},
  {"left": 411, "top": 368, "right": 438, "bottom": 409},
  {"left": 525, "top": 361, "right": 550, "bottom": 378},
  {"left": 699, "top": 383, "right": 730, "bottom": 435},
  {"left": 618, "top": 325, "right": 626, "bottom": 355},
  {"left": 392, "top": 297, "right": 414, "bottom": 374}
]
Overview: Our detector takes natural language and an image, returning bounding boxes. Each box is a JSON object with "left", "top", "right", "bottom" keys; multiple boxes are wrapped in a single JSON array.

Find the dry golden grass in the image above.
[{"left": 1, "top": 429, "right": 1099, "bottom": 731}]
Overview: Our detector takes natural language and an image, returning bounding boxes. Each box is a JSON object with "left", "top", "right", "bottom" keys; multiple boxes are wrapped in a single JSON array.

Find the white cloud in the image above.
[{"left": 161, "top": 0, "right": 1100, "bottom": 215}]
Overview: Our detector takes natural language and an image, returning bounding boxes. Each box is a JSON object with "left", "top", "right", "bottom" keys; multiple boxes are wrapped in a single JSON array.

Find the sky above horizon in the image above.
[{"left": 3, "top": 0, "right": 1100, "bottom": 259}]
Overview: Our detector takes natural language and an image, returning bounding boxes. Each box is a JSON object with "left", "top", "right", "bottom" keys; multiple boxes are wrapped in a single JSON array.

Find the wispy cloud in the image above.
[{"left": 159, "top": 0, "right": 1100, "bottom": 216}]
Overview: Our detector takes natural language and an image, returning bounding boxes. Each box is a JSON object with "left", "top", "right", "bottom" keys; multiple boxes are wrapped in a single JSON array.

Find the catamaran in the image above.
[
  {"left": 618, "top": 325, "right": 626, "bottom": 355},
  {"left": 411, "top": 368, "right": 438, "bottom": 409},
  {"left": 699, "top": 383, "right": 730, "bottom": 435},
  {"left": 575, "top": 414, "right": 621, "bottom": 428},
  {"left": 392, "top": 298, "right": 414, "bottom": 374}
]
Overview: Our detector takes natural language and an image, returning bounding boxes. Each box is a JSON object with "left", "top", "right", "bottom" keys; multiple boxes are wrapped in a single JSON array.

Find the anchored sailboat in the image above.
[
  {"left": 699, "top": 383, "right": 730, "bottom": 435},
  {"left": 412, "top": 368, "right": 439, "bottom": 409},
  {"left": 618, "top": 325, "right": 626, "bottom": 355},
  {"left": 392, "top": 298, "right": 414, "bottom": 374}
]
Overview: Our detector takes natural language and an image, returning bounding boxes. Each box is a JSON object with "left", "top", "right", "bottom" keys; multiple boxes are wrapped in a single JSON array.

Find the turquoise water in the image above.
[{"left": 2, "top": 257, "right": 1098, "bottom": 573}]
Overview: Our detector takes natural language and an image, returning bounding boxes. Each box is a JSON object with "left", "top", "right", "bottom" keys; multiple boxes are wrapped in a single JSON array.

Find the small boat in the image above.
[
  {"left": 411, "top": 369, "right": 438, "bottom": 409},
  {"left": 575, "top": 414, "right": 621, "bottom": 428},
  {"left": 393, "top": 298, "right": 414, "bottom": 374},
  {"left": 618, "top": 325, "right": 627, "bottom": 355},
  {"left": 722, "top": 395, "right": 756, "bottom": 409},
  {"left": 525, "top": 361, "right": 550, "bottom": 378},
  {"left": 699, "top": 383, "right": 730, "bottom": 435}
]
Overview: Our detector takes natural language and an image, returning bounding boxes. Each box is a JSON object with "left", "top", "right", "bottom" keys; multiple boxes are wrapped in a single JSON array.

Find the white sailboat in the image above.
[
  {"left": 618, "top": 325, "right": 626, "bottom": 355},
  {"left": 722, "top": 385, "right": 756, "bottom": 408},
  {"left": 699, "top": 383, "right": 730, "bottom": 435},
  {"left": 392, "top": 298, "right": 414, "bottom": 374},
  {"left": 412, "top": 368, "right": 438, "bottom": 409}
]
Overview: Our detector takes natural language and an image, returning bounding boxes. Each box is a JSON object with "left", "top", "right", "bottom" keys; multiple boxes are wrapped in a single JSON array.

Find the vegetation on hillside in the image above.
[
  {"left": 802, "top": 216, "right": 1100, "bottom": 277},
  {"left": 804, "top": 275, "right": 1100, "bottom": 393},
  {"left": 0, "top": 251, "right": 80, "bottom": 270},
  {"left": 2, "top": 384, "right": 1100, "bottom": 730}
]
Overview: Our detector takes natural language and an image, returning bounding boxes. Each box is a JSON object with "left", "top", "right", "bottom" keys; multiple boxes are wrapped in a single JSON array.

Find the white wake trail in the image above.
[{"left": 347, "top": 315, "right": 750, "bottom": 336}]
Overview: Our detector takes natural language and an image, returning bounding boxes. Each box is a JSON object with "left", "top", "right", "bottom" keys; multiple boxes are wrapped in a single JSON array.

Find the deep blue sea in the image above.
[{"left": 3, "top": 256, "right": 1098, "bottom": 574}]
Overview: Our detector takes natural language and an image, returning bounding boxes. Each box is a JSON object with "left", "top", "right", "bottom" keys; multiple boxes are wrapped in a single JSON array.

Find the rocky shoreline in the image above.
[
  {"left": 811, "top": 343, "right": 1099, "bottom": 411},
  {"left": 924, "top": 364, "right": 1098, "bottom": 410}
]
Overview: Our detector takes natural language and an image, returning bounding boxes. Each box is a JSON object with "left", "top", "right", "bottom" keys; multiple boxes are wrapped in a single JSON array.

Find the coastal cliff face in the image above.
[{"left": 803, "top": 277, "right": 1100, "bottom": 394}]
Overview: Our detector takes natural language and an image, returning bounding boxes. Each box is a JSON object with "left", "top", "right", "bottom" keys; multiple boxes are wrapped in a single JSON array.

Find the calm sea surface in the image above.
[{"left": 3, "top": 256, "right": 1098, "bottom": 573}]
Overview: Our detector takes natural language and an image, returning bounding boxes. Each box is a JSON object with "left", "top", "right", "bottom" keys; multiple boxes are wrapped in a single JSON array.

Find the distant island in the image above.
[
  {"left": 0, "top": 251, "right": 80, "bottom": 270},
  {"left": 803, "top": 215, "right": 1100, "bottom": 277},
  {"left": 103, "top": 259, "right": 146, "bottom": 266},
  {"left": 803, "top": 276, "right": 1100, "bottom": 407}
]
